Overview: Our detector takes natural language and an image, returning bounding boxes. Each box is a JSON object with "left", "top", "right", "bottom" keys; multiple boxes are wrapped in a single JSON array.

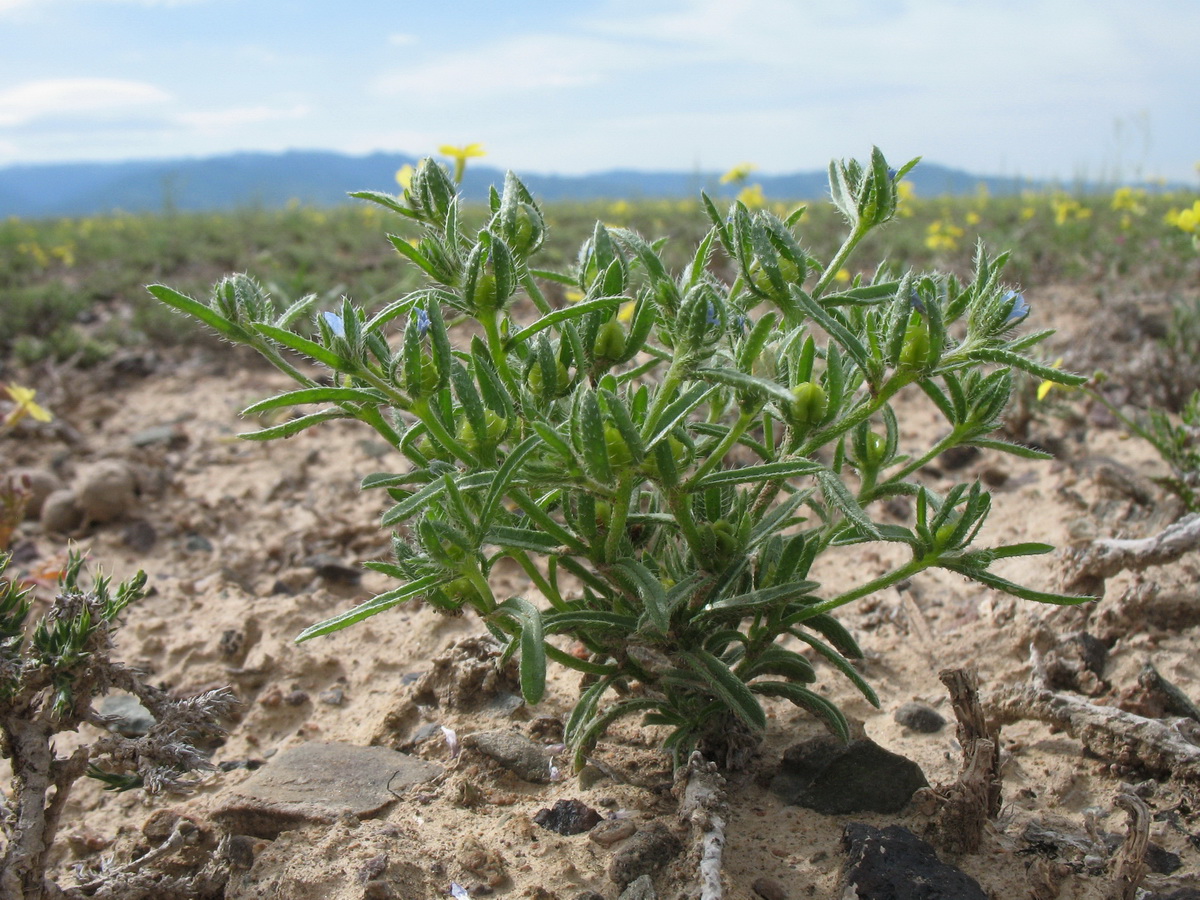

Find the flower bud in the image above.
[
  {"left": 593, "top": 318, "right": 627, "bottom": 361},
  {"left": 788, "top": 382, "right": 828, "bottom": 428},
  {"left": 898, "top": 315, "right": 930, "bottom": 371}
]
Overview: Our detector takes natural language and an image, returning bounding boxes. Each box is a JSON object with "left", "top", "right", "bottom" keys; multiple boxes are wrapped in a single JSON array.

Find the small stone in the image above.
[
  {"left": 980, "top": 466, "right": 1009, "bottom": 488},
  {"left": 130, "top": 424, "right": 187, "bottom": 449},
  {"left": 589, "top": 819, "right": 637, "bottom": 847},
  {"left": 184, "top": 533, "right": 214, "bottom": 553},
  {"left": 938, "top": 445, "right": 980, "bottom": 471},
  {"left": 752, "top": 875, "right": 788, "bottom": 900},
  {"left": 577, "top": 764, "right": 608, "bottom": 790},
  {"left": 99, "top": 693, "right": 155, "bottom": 737},
  {"left": 1145, "top": 841, "right": 1182, "bottom": 875},
  {"left": 210, "top": 742, "right": 442, "bottom": 839},
  {"left": 572, "top": 893, "right": 605, "bottom": 900},
  {"left": 465, "top": 731, "right": 552, "bottom": 783},
  {"left": 458, "top": 836, "right": 506, "bottom": 888},
  {"left": 894, "top": 702, "right": 946, "bottom": 734},
  {"left": 771, "top": 736, "right": 928, "bottom": 815},
  {"left": 533, "top": 799, "right": 602, "bottom": 836},
  {"left": 306, "top": 554, "right": 362, "bottom": 586},
  {"left": 11, "top": 468, "right": 62, "bottom": 519},
  {"left": 318, "top": 687, "right": 346, "bottom": 707},
  {"left": 40, "top": 488, "right": 83, "bottom": 534},
  {"left": 283, "top": 690, "right": 309, "bottom": 707},
  {"left": 121, "top": 518, "right": 157, "bottom": 552},
  {"left": 617, "top": 874, "right": 656, "bottom": 900},
  {"left": 840, "top": 823, "right": 987, "bottom": 899},
  {"left": 608, "top": 822, "right": 681, "bottom": 889},
  {"left": 76, "top": 459, "right": 137, "bottom": 523}
]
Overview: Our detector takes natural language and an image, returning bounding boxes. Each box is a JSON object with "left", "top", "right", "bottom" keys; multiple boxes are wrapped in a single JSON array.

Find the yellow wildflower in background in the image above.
[
  {"left": 924, "top": 220, "right": 964, "bottom": 252},
  {"left": 439, "top": 143, "right": 486, "bottom": 182},
  {"left": 1110, "top": 186, "right": 1147, "bottom": 215},
  {"left": 737, "top": 184, "right": 766, "bottom": 209},
  {"left": 965, "top": 211, "right": 981, "bottom": 226},
  {"left": 895, "top": 180, "right": 916, "bottom": 217},
  {"left": 1037, "top": 359, "right": 1065, "bottom": 402},
  {"left": 3, "top": 384, "right": 53, "bottom": 427},
  {"left": 720, "top": 163, "right": 757, "bottom": 185},
  {"left": 1051, "top": 195, "right": 1092, "bottom": 226},
  {"left": 1166, "top": 199, "right": 1200, "bottom": 234},
  {"left": 395, "top": 164, "right": 414, "bottom": 191}
]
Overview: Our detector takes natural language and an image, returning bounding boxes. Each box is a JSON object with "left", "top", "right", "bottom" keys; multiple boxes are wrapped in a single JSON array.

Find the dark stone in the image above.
[
  {"left": 1145, "top": 841, "right": 1183, "bottom": 875},
  {"left": 121, "top": 518, "right": 157, "bottom": 552},
  {"left": 184, "top": 533, "right": 213, "bottom": 553},
  {"left": 752, "top": 875, "right": 788, "bottom": 900},
  {"left": 130, "top": 424, "right": 187, "bottom": 449},
  {"left": 840, "top": 823, "right": 988, "bottom": 900},
  {"left": 534, "top": 799, "right": 603, "bottom": 835},
  {"left": 608, "top": 822, "right": 681, "bottom": 888},
  {"left": 465, "top": 731, "right": 552, "bottom": 783},
  {"left": 210, "top": 741, "right": 441, "bottom": 838},
  {"left": 771, "top": 736, "right": 928, "bottom": 815},
  {"left": 894, "top": 701, "right": 946, "bottom": 734},
  {"left": 306, "top": 554, "right": 362, "bottom": 586},
  {"left": 1146, "top": 891, "right": 1200, "bottom": 900}
]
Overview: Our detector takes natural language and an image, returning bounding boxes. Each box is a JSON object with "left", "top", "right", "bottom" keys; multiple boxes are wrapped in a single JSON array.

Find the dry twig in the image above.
[
  {"left": 675, "top": 752, "right": 728, "bottom": 900},
  {"left": 1063, "top": 512, "right": 1200, "bottom": 595}
]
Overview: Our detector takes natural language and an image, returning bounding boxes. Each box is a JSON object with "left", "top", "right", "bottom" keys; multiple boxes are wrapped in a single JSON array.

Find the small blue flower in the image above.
[
  {"left": 908, "top": 289, "right": 926, "bottom": 314},
  {"left": 416, "top": 308, "right": 431, "bottom": 338},
  {"left": 1003, "top": 291, "right": 1029, "bottom": 323},
  {"left": 887, "top": 167, "right": 898, "bottom": 181},
  {"left": 706, "top": 301, "right": 720, "bottom": 328},
  {"left": 322, "top": 311, "right": 345, "bottom": 338}
]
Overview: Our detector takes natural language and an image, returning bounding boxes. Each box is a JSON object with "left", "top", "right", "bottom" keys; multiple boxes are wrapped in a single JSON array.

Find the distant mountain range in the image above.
[{"left": 0, "top": 149, "right": 1123, "bottom": 219}]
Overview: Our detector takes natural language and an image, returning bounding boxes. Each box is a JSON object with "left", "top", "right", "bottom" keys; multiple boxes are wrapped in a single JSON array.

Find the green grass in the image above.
[{"left": 1, "top": 185, "right": 1197, "bottom": 364}]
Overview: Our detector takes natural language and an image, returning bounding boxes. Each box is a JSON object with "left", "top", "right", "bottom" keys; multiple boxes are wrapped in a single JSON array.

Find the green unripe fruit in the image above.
[
  {"left": 593, "top": 499, "right": 612, "bottom": 531},
  {"left": 471, "top": 273, "right": 499, "bottom": 311},
  {"left": 788, "top": 382, "right": 828, "bottom": 428},
  {"left": 933, "top": 514, "right": 961, "bottom": 550},
  {"left": 456, "top": 409, "right": 508, "bottom": 453},
  {"left": 527, "top": 360, "right": 569, "bottom": 398},
  {"left": 593, "top": 318, "right": 627, "bottom": 361},
  {"left": 864, "top": 432, "right": 888, "bottom": 466},
  {"left": 749, "top": 256, "right": 802, "bottom": 297},
  {"left": 898, "top": 316, "right": 930, "bottom": 370},
  {"left": 442, "top": 576, "right": 484, "bottom": 605},
  {"left": 604, "top": 425, "right": 633, "bottom": 468}
]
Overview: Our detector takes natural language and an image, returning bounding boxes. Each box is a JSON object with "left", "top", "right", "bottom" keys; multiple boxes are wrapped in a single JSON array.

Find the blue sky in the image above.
[{"left": 1, "top": 0, "right": 1196, "bottom": 182}]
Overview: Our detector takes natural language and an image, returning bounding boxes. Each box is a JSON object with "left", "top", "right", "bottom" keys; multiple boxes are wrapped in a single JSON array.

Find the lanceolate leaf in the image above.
[
  {"left": 296, "top": 575, "right": 445, "bottom": 641},
  {"left": 751, "top": 681, "right": 850, "bottom": 741},
  {"left": 242, "top": 387, "right": 386, "bottom": 415},
  {"left": 495, "top": 596, "right": 547, "bottom": 704},
  {"left": 238, "top": 410, "right": 348, "bottom": 441}
]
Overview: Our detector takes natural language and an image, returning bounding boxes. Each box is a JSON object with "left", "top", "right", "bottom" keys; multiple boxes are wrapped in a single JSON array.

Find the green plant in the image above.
[
  {"left": 150, "top": 149, "right": 1089, "bottom": 769},
  {"left": 0, "top": 551, "right": 236, "bottom": 900}
]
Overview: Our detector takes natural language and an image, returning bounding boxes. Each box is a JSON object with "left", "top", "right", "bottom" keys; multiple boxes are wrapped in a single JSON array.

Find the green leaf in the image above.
[
  {"left": 254, "top": 323, "right": 355, "bottom": 372},
  {"left": 815, "top": 469, "right": 882, "bottom": 539},
  {"left": 696, "top": 581, "right": 820, "bottom": 625},
  {"left": 238, "top": 410, "right": 348, "bottom": 440},
  {"left": 296, "top": 575, "right": 445, "bottom": 641},
  {"left": 577, "top": 390, "right": 612, "bottom": 484},
  {"left": 609, "top": 558, "right": 671, "bottom": 633},
  {"left": 943, "top": 565, "right": 1095, "bottom": 605},
  {"left": 147, "top": 284, "right": 242, "bottom": 340},
  {"left": 348, "top": 189, "right": 419, "bottom": 219},
  {"left": 479, "top": 435, "right": 540, "bottom": 532},
  {"left": 644, "top": 383, "right": 714, "bottom": 449},
  {"left": 696, "top": 367, "right": 795, "bottom": 406},
  {"left": 506, "top": 296, "right": 623, "bottom": 347},
  {"left": 381, "top": 479, "right": 448, "bottom": 527},
  {"left": 543, "top": 610, "right": 639, "bottom": 633},
  {"left": 496, "top": 596, "right": 547, "bottom": 704},
  {"left": 682, "top": 649, "right": 767, "bottom": 731},
  {"left": 791, "top": 631, "right": 879, "bottom": 707},
  {"left": 692, "top": 459, "right": 822, "bottom": 490},
  {"left": 485, "top": 525, "right": 562, "bottom": 554},
  {"left": 751, "top": 681, "right": 850, "bottom": 741},
  {"left": 966, "top": 438, "right": 1053, "bottom": 460},
  {"left": 242, "top": 387, "right": 385, "bottom": 415}
]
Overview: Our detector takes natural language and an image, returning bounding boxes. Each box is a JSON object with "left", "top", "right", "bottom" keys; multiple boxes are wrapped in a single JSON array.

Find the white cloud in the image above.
[
  {"left": 178, "top": 103, "right": 310, "bottom": 131},
  {"left": 387, "top": 32, "right": 416, "bottom": 47},
  {"left": 0, "top": 78, "right": 172, "bottom": 126}
]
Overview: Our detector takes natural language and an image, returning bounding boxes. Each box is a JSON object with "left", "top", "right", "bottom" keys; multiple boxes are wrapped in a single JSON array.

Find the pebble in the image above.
[
  {"left": 752, "top": 875, "right": 788, "bottom": 900},
  {"left": 76, "top": 459, "right": 137, "bottom": 523},
  {"left": 318, "top": 687, "right": 346, "bottom": 707},
  {"left": 99, "top": 693, "right": 156, "bottom": 737},
  {"left": 40, "top": 488, "right": 83, "bottom": 534},
  {"left": 121, "top": 518, "right": 157, "bottom": 552},
  {"left": 210, "top": 742, "right": 442, "bottom": 839},
  {"left": 894, "top": 701, "right": 946, "bottom": 734},
  {"left": 130, "top": 424, "right": 187, "bottom": 449},
  {"left": 840, "top": 823, "right": 987, "bottom": 899},
  {"left": 589, "top": 819, "right": 637, "bottom": 847},
  {"left": 533, "top": 799, "right": 602, "bottom": 835},
  {"left": 617, "top": 874, "right": 656, "bottom": 900},
  {"left": 184, "top": 533, "right": 214, "bottom": 553},
  {"left": 771, "top": 735, "right": 928, "bottom": 815},
  {"left": 464, "top": 731, "right": 553, "bottom": 784},
  {"left": 11, "top": 468, "right": 61, "bottom": 519},
  {"left": 608, "top": 822, "right": 681, "bottom": 889}
]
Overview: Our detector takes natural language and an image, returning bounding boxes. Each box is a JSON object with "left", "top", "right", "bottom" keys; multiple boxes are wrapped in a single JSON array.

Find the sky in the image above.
[{"left": 0, "top": 0, "right": 1197, "bottom": 183}]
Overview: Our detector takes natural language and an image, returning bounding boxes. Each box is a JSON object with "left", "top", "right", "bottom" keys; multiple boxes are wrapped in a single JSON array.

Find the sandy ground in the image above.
[{"left": 3, "top": 284, "right": 1200, "bottom": 899}]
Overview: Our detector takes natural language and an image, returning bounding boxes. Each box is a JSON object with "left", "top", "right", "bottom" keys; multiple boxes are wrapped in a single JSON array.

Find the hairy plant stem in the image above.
[
  {"left": 812, "top": 221, "right": 869, "bottom": 299},
  {"left": 791, "top": 554, "right": 933, "bottom": 625}
]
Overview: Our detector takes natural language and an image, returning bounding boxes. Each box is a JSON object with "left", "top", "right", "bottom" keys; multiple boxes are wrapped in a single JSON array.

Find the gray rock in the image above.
[
  {"left": 840, "top": 823, "right": 987, "bottom": 899},
  {"left": 752, "top": 875, "right": 788, "bottom": 900},
  {"left": 10, "top": 468, "right": 62, "bottom": 519},
  {"left": 617, "top": 874, "right": 656, "bottom": 900},
  {"left": 130, "top": 424, "right": 187, "bottom": 449},
  {"left": 608, "top": 822, "right": 681, "bottom": 889},
  {"left": 771, "top": 735, "right": 928, "bottom": 815},
  {"left": 76, "top": 459, "right": 137, "bottom": 523},
  {"left": 99, "top": 693, "right": 156, "bottom": 737},
  {"left": 464, "top": 730, "right": 552, "bottom": 783},
  {"left": 121, "top": 518, "right": 157, "bottom": 552},
  {"left": 589, "top": 819, "right": 637, "bottom": 847},
  {"left": 534, "top": 799, "right": 602, "bottom": 835},
  {"left": 211, "top": 741, "right": 441, "bottom": 838},
  {"left": 40, "top": 488, "right": 82, "bottom": 534},
  {"left": 894, "top": 701, "right": 946, "bottom": 733}
]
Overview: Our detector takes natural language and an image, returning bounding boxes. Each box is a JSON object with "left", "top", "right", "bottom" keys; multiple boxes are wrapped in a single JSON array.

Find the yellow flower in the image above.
[
  {"left": 1167, "top": 199, "right": 1200, "bottom": 234},
  {"left": 1036, "top": 358, "right": 1064, "bottom": 402},
  {"left": 3, "top": 384, "right": 53, "bottom": 427},
  {"left": 395, "top": 164, "right": 415, "bottom": 191},
  {"left": 924, "top": 220, "right": 964, "bottom": 252},
  {"left": 736, "top": 184, "right": 766, "bottom": 209},
  {"left": 720, "top": 163, "right": 757, "bottom": 185},
  {"left": 565, "top": 290, "right": 585, "bottom": 304},
  {"left": 439, "top": 143, "right": 486, "bottom": 183},
  {"left": 832, "top": 268, "right": 851, "bottom": 285},
  {"left": 895, "top": 179, "right": 916, "bottom": 216},
  {"left": 1110, "top": 186, "right": 1146, "bottom": 215},
  {"left": 965, "top": 211, "right": 981, "bottom": 226},
  {"left": 608, "top": 200, "right": 631, "bottom": 218},
  {"left": 618, "top": 302, "right": 636, "bottom": 323}
]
